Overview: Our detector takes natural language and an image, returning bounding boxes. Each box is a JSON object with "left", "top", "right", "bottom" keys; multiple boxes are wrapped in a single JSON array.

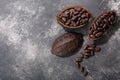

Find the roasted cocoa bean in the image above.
[
  {"left": 89, "top": 34, "right": 95, "bottom": 38},
  {"left": 94, "top": 47, "right": 101, "bottom": 52},
  {"left": 95, "top": 32, "right": 103, "bottom": 38},
  {"left": 80, "top": 66, "right": 85, "bottom": 73},
  {"left": 84, "top": 53, "right": 90, "bottom": 59},
  {"left": 92, "top": 25, "right": 97, "bottom": 30},
  {"left": 61, "top": 17, "right": 67, "bottom": 22},
  {"left": 88, "top": 47, "right": 94, "bottom": 51},
  {"left": 84, "top": 50, "right": 91, "bottom": 53},
  {"left": 90, "top": 44, "right": 96, "bottom": 48},
  {"left": 80, "top": 53, "right": 84, "bottom": 59}
]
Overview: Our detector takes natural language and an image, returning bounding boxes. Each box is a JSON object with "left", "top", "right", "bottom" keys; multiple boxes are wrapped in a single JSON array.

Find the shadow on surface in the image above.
[{"left": 63, "top": 22, "right": 93, "bottom": 36}]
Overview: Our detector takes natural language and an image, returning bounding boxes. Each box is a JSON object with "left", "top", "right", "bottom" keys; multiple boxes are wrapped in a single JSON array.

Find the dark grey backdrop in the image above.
[{"left": 0, "top": 0, "right": 119, "bottom": 80}]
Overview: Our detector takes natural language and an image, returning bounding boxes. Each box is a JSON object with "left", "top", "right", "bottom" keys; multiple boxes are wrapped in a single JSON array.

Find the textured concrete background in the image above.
[{"left": 0, "top": 0, "right": 119, "bottom": 80}]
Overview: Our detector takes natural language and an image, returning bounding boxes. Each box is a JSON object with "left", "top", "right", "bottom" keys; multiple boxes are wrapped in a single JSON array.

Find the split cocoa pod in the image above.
[
  {"left": 57, "top": 6, "right": 92, "bottom": 29},
  {"left": 89, "top": 10, "right": 116, "bottom": 40}
]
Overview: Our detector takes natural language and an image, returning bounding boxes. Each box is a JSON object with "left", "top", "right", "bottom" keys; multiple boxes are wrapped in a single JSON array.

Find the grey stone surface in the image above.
[{"left": 0, "top": 0, "right": 119, "bottom": 80}]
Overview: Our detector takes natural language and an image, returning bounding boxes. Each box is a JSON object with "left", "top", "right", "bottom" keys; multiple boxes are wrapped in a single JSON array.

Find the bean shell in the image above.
[
  {"left": 85, "top": 50, "right": 91, "bottom": 53},
  {"left": 90, "top": 44, "right": 96, "bottom": 48}
]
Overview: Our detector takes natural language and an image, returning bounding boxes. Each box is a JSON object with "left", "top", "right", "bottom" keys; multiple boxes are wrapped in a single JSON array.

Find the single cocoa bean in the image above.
[
  {"left": 95, "top": 32, "right": 103, "bottom": 38},
  {"left": 94, "top": 47, "right": 101, "bottom": 52}
]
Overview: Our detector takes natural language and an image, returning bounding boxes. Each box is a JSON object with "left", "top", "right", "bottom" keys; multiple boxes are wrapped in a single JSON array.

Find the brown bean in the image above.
[
  {"left": 103, "top": 24, "right": 107, "bottom": 28},
  {"left": 76, "top": 21, "right": 80, "bottom": 26},
  {"left": 57, "top": 6, "right": 92, "bottom": 28},
  {"left": 64, "top": 11, "right": 69, "bottom": 15},
  {"left": 84, "top": 45, "right": 89, "bottom": 50},
  {"left": 84, "top": 49, "right": 91, "bottom": 53},
  {"left": 104, "top": 19, "right": 108, "bottom": 23},
  {"left": 95, "top": 21, "right": 99, "bottom": 27},
  {"left": 92, "top": 24, "right": 97, "bottom": 30},
  {"left": 70, "top": 9, "right": 75, "bottom": 15},
  {"left": 94, "top": 47, "right": 101, "bottom": 52},
  {"left": 98, "top": 27, "right": 104, "bottom": 31},
  {"left": 80, "top": 9, "right": 85, "bottom": 14},
  {"left": 89, "top": 34, "right": 95, "bottom": 38},
  {"left": 71, "top": 16, "right": 78, "bottom": 20},
  {"left": 84, "top": 53, "right": 90, "bottom": 59},
  {"left": 74, "top": 11, "right": 79, "bottom": 15},
  {"left": 78, "top": 17, "right": 81, "bottom": 21},
  {"left": 81, "top": 14, "right": 87, "bottom": 18},
  {"left": 95, "top": 32, "right": 103, "bottom": 37},
  {"left": 88, "top": 47, "right": 94, "bottom": 51},
  {"left": 90, "top": 44, "right": 96, "bottom": 48},
  {"left": 108, "top": 17, "right": 111, "bottom": 22}
]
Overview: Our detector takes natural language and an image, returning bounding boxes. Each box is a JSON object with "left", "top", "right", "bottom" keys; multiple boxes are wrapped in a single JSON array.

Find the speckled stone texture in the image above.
[{"left": 0, "top": 0, "right": 119, "bottom": 80}]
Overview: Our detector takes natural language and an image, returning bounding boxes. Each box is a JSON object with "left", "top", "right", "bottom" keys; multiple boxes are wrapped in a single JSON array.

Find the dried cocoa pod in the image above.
[
  {"left": 51, "top": 33, "right": 83, "bottom": 57},
  {"left": 57, "top": 6, "right": 92, "bottom": 29},
  {"left": 89, "top": 10, "right": 116, "bottom": 40}
]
